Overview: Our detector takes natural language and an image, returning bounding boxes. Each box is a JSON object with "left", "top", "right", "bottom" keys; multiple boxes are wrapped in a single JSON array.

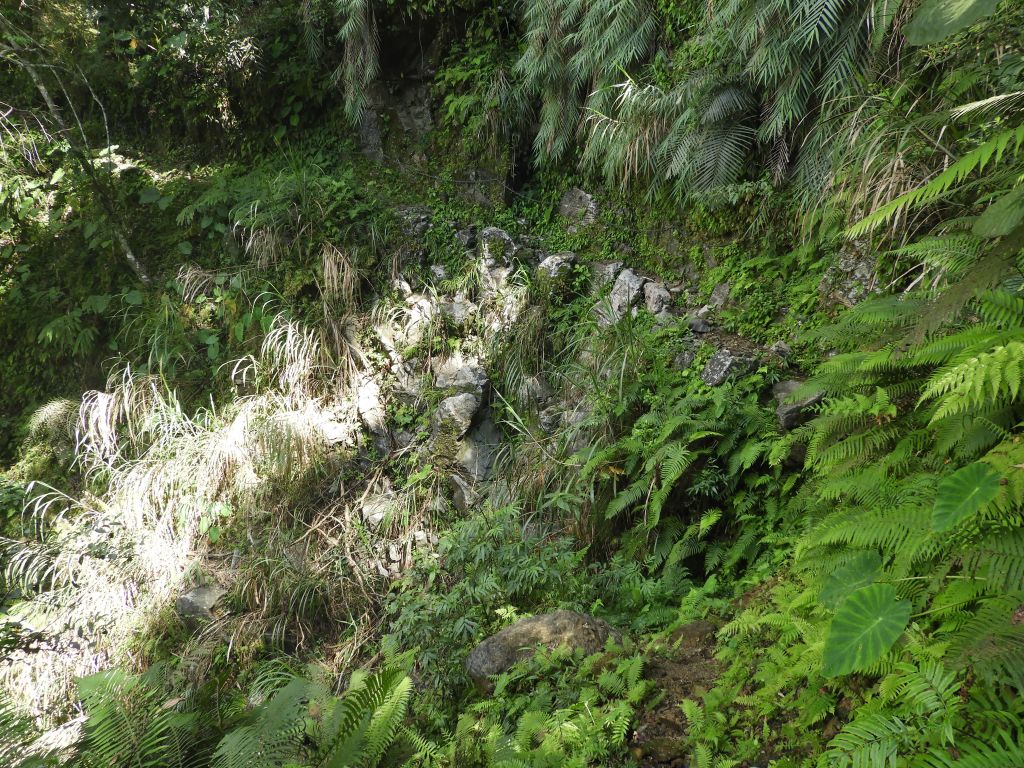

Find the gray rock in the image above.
[
  {"left": 361, "top": 494, "right": 395, "bottom": 529},
  {"left": 479, "top": 227, "right": 517, "bottom": 266},
  {"left": 434, "top": 354, "right": 488, "bottom": 394},
  {"left": 644, "top": 282, "right": 672, "bottom": 314},
  {"left": 457, "top": 412, "right": 502, "bottom": 482},
  {"left": 395, "top": 206, "right": 432, "bottom": 237},
  {"left": 430, "top": 264, "right": 448, "bottom": 282},
  {"left": 450, "top": 473, "right": 477, "bottom": 513},
  {"left": 773, "top": 380, "right": 824, "bottom": 430},
  {"left": 672, "top": 350, "right": 695, "bottom": 370},
  {"left": 539, "top": 404, "right": 563, "bottom": 433},
  {"left": 520, "top": 375, "right": 554, "bottom": 408},
  {"left": 434, "top": 393, "right": 480, "bottom": 437},
  {"left": 558, "top": 188, "right": 598, "bottom": 231},
  {"left": 769, "top": 340, "right": 792, "bottom": 357},
  {"left": 608, "top": 268, "right": 648, "bottom": 321},
  {"left": 592, "top": 261, "right": 624, "bottom": 291},
  {"left": 701, "top": 349, "right": 755, "bottom": 386},
  {"left": 440, "top": 299, "right": 478, "bottom": 327},
  {"left": 709, "top": 282, "right": 731, "bottom": 309},
  {"left": 687, "top": 316, "right": 713, "bottom": 333},
  {"left": 176, "top": 585, "right": 226, "bottom": 623},
  {"left": 356, "top": 375, "right": 389, "bottom": 452},
  {"left": 819, "top": 245, "right": 877, "bottom": 307},
  {"left": 357, "top": 110, "right": 383, "bottom": 161},
  {"left": 537, "top": 251, "right": 576, "bottom": 279},
  {"left": 456, "top": 227, "right": 477, "bottom": 249},
  {"left": 466, "top": 611, "right": 621, "bottom": 690}
]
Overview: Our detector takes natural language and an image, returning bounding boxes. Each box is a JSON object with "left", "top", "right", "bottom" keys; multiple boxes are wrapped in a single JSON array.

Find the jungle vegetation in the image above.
[{"left": 1, "top": 0, "right": 1023, "bottom": 766}]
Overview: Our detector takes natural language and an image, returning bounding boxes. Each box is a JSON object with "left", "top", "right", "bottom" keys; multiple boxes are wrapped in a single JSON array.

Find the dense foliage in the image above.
[{"left": 2, "top": 0, "right": 1023, "bottom": 766}]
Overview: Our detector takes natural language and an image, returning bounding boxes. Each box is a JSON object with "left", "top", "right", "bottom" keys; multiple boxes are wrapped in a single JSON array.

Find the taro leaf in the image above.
[
  {"left": 823, "top": 584, "right": 911, "bottom": 677},
  {"left": 973, "top": 186, "right": 1024, "bottom": 238},
  {"left": 904, "top": 0, "right": 1001, "bottom": 46},
  {"left": 932, "top": 461, "right": 1001, "bottom": 532},
  {"left": 820, "top": 551, "right": 883, "bottom": 609}
]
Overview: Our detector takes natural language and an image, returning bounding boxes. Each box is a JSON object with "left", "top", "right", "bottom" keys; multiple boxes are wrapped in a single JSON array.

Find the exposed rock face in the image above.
[
  {"left": 601, "top": 268, "right": 648, "bottom": 325},
  {"left": 395, "top": 206, "right": 432, "bottom": 237},
  {"left": 176, "top": 586, "right": 225, "bottom": 624},
  {"left": 466, "top": 610, "right": 621, "bottom": 690},
  {"left": 644, "top": 281, "right": 672, "bottom": 314},
  {"left": 709, "top": 282, "right": 731, "bottom": 309},
  {"left": 361, "top": 493, "right": 396, "bottom": 529},
  {"left": 687, "top": 316, "right": 712, "bottom": 333},
  {"left": 479, "top": 226, "right": 517, "bottom": 266},
  {"left": 819, "top": 246, "right": 876, "bottom": 307},
  {"left": 591, "top": 261, "right": 624, "bottom": 291},
  {"left": 441, "top": 298, "right": 477, "bottom": 327},
  {"left": 458, "top": 411, "right": 502, "bottom": 482},
  {"left": 356, "top": 374, "right": 390, "bottom": 453},
  {"left": 557, "top": 188, "right": 598, "bottom": 231},
  {"left": 434, "top": 354, "right": 488, "bottom": 395},
  {"left": 701, "top": 348, "right": 755, "bottom": 386},
  {"left": 456, "top": 226, "right": 477, "bottom": 249},
  {"left": 773, "top": 380, "right": 823, "bottom": 430},
  {"left": 434, "top": 393, "right": 479, "bottom": 437}
]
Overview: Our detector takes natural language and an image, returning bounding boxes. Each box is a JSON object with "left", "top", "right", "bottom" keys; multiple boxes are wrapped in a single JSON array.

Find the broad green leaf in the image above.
[
  {"left": 820, "top": 551, "right": 882, "bottom": 609},
  {"left": 823, "top": 584, "right": 911, "bottom": 677},
  {"left": 973, "top": 186, "right": 1024, "bottom": 238},
  {"left": 904, "top": 0, "right": 1000, "bottom": 46},
  {"left": 139, "top": 186, "right": 162, "bottom": 204},
  {"left": 123, "top": 289, "right": 144, "bottom": 305},
  {"left": 932, "top": 462, "right": 1001, "bottom": 531},
  {"left": 177, "top": 241, "right": 193, "bottom": 255}
]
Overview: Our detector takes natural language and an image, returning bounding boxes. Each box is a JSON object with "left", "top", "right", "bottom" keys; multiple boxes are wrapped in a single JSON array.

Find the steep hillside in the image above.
[{"left": 2, "top": 1, "right": 1023, "bottom": 767}]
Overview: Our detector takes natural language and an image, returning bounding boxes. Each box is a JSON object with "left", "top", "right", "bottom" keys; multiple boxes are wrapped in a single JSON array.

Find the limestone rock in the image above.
[
  {"left": 701, "top": 349, "right": 755, "bottom": 386},
  {"left": 450, "top": 473, "right": 477, "bottom": 513},
  {"left": 537, "top": 251, "right": 576, "bottom": 279},
  {"left": 440, "top": 298, "right": 478, "bottom": 327},
  {"left": 457, "top": 411, "right": 502, "bottom": 482},
  {"left": 539, "top": 404, "right": 563, "bottom": 433},
  {"left": 558, "top": 188, "right": 598, "bottom": 231},
  {"left": 687, "top": 316, "right": 712, "bottom": 333},
  {"left": 644, "top": 281, "right": 672, "bottom": 314},
  {"left": 709, "top": 282, "right": 731, "bottom": 309},
  {"left": 606, "top": 268, "right": 647, "bottom": 324},
  {"left": 434, "top": 393, "right": 479, "bottom": 438},
  {"left": 176, "top": 585, "right": 225, "bottom": 624},
  {"left": 591, "top": 261, "right": 624, "bottom": 291},
  {"left": 395, "top": 206, "right": 432, "bottom": 237},
  {"left": 456, "top": 226, "right": 477, "bottom": 249},
  {"left": 819, "top": 245, "right": 876, "bottom": 307},
  {"left": 479, "top": 227, "right": 517, "bottom": 266},
  {"left": 773, "top": 380, "right": 824, "bottom": 430},
  {"left": 434, "top": 354, "right": 488, "bottom": 394},
  {"left": 769, "top": 340, "right": 793, "bottom": 357},
  {"left": 361, "top": 494, "right": 395, "bottom": 529},
  {"left": 466, "top": 611, "right": 621, "bottom": 690}
]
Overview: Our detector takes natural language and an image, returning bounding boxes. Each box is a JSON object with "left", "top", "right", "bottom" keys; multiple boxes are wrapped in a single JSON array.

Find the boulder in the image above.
[
  {"left": 479, "top": 227, "right": 517, "bottom": 266},
  {"left": 769, "top": 340, "right": 793, "bottom": 358},
  {"left": 538, "top": 404, "right": 563, "bottom": 433},
  {"left": 701, "top": 349, "right": 755, "bottom": 386},
  {"left": 395, "top": 206, "right": 432, "bottom": 237},
  {"left": 434, "top": 393, "right": 479, "bottom": 438},
  {"left": 591, "top": 261, "right": 624, "bottom": 291},
  {"left": 709, "top": 282, "right": 731, "bottom": 309},
  {"left": 537, "top": 251, "right": 576, "bottom": 279},
  {"left": 176, "top": 585, "right": 226, "bottom": 624},
  {"left": 557, "top": 188, "right": 598, "bottom": 231},
  {"left": 356, "top": 375, "right": 390, "bottom": 453},
  {"left": 441, "top": 298, "right": 477, "bottom": 327},
  {"left": 450, "top": 473, "right": 477, "bottom": 513},
  {"left": 466, "top": 610, "right": 621, "bottom": 690},
  {"left": 687, "top": 316, "right": 713, "bottom": 334},
  {"left": 819, "top": 245, "right": 876, "bottom": 307},
  {"left": 606, "top": 268, "right": 647, "bottom": 323},
  {"left": 644, "top": 282, "right": 672, "bottom": 314},
  {"left": 773, "top": 380, "right": 823, "bottom": 430},
  {"left": 434, "top": 354, "right": 488, "bottom": 394},
  {"left": 361, "top": 493, "right": 396, "bottom": 529},
  {"left": 456, "top": 227, "right": 477, "bottom": 249},
  {"left": 457, "top": 411, "right": 502, "bottom": 482}
]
